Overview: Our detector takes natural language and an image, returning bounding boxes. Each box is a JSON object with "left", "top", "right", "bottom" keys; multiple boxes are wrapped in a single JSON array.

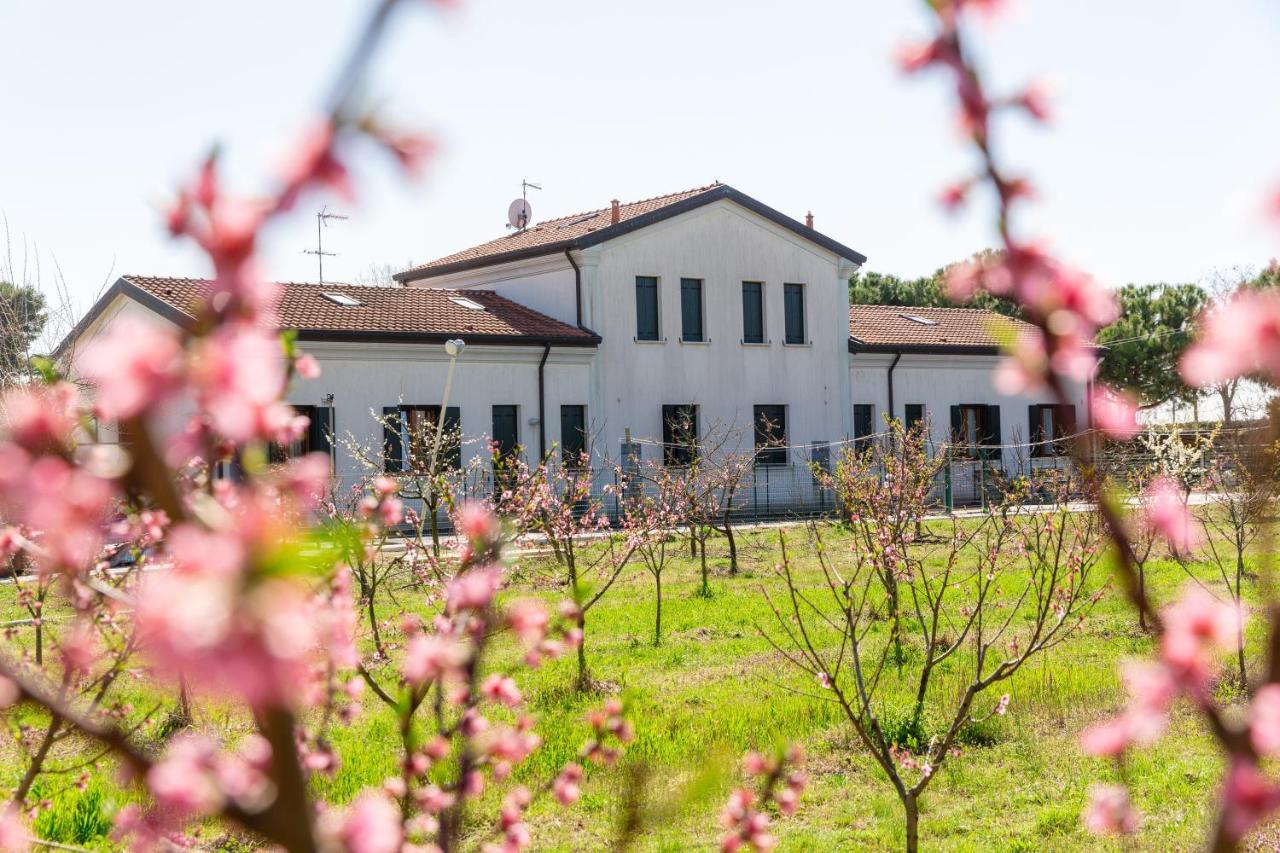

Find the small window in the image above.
[
  {"left": 905, "top": 404, "right": 926, "bottom": 433},
  {"left": 661, "top": 404, "right": 698, "bottom": 467},
  {"left": 560, "top": 405, "right": 587, "bottom": 467},
  {"left": 680, "top": 278, "right": 704, "bottom": 342},
  {"left": 742, "top": 281, "right": 765, "bottom": 343},
  {"left": 491, "top": 405, "right": 519, "bottom": 462},
  {"left": 321, "top": 292, "right": 362, "bottom": 307},
  {"left": 1030, "top": 404, "right": 1076, "bottom": 457},
  {"left": 391, "top": 405, "right": 461, "bottom": 472},
  {"left": 899, "top": 313, "right": 937, "bottom": 326},
  {"left": 448, "top": 296, "right": 486, "bottom": 311},
  {"left": 753, "top": 405, "right": 787, "bottom": 466},
  {"left": 783, "top": 283, "right": 805, "bottom": 344},
  {"left": 951, "top": 404, "right": 1001, "bottom": 460},
  {"left": 853, "top": 404, "right": 875, "bottom": 451},
  {"left": 636, "top": 276, "right": 659, "bottom": 341},
  {"left": 269, "top": 404, "right": 316, "bottom": 464}
]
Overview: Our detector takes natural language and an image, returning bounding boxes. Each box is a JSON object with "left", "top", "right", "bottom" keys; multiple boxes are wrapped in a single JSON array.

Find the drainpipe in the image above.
[
  {"left": 537, "top": 342, "right": 551, "bottom": 461},
  {"left": 564, "top": 248, "right": 585, "bottom": 330},
  {"left": 886, "top": 352, "right": 902, "bottom": 424}
]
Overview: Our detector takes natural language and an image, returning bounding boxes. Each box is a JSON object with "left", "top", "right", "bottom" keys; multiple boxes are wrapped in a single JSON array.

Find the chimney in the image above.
[
  {"left": 804, "top": 211, "right": 814, "bottom": 229},
  {"left": 610, "top": 199, "right": 621, "bottom": 224}
]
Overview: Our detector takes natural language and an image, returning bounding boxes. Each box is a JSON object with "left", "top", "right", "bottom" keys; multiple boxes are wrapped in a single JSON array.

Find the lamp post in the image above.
[{"left": 428, "top": 339, "right": 465, "bottom": 476}]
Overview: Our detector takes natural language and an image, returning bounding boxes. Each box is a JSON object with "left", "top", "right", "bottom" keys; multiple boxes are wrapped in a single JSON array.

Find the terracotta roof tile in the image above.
[
  {"left": 119, "top": 275, "right": 598, "bottom": 345},
  {"left": 401, "top": 184, "right": 724, "bottom": 277},
  {"left": 849, "top": 304, "right": 1034, "bottom": 351}
]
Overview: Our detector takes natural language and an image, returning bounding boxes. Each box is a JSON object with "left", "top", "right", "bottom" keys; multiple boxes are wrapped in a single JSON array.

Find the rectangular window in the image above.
[
  {"left": 1030, "top": 404, "right": 1076, "bottom": 456},
  {"left": 269, "top": 404, "right": 316, "bottom": 463},
  {"left": 680, "top": 278, "right": 704, "bottom": 342},
  {"left": 853, "top": 404, "right": 875, "bottom": 451},
  {"left": 560, "top": 405, "right": 587, "bottom": 467},
  {"left": 491, "top": 405, "right": 519, "bottom": 462},
  {"left": 905, "top": 404, "right": 926, "bottom": 433},
  {"left": 783, "top": 283, "right": 805, "bottom": 344},
  {"left": 753, "top": 404, "right": 787, "bottom": 465},
  {"left": 661, "top": 404, "right": 698, "bottom": 467},
  {"left": 635, "top": 276, "right": 659, "bottom": 341},
  {"left": 384, "top": 405, "right": 460, "bottom": 472},
  {"left": 950, "top": 404, "right": 1001, "bottom": 460},
  {"left": 742, "top": 281, "right": 764, "bottom": 343}
]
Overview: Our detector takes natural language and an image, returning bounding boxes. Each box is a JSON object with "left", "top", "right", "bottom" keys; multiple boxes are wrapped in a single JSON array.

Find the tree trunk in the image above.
[
  {"left": 699, "top": 539, "right": 709, "bottom": 595},
  {"left": 13, "top": 714, "right": 60, "bottom": 805},
  {"left": 723, "top": 517, "right": 738, "bottom": 576},
  {"left": 1137, "top": 565, "right": 1148, "bottom": 632},
  {"left": 429, "top": 499, "right": 440, "bottom": 558},
  {"left": 1237, "top": 547, "right": 1248, "bottom": 689},
  {"left": 904, "top": 794, "right": 920, "bottom": 853},
  {"left": 654, "top": 572, "right": 663, "bottom": 646}
]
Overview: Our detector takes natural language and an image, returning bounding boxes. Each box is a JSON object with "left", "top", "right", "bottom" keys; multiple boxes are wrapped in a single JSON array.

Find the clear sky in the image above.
[{"left": 2, "top": 0, "right": 1278, "bottom": 329}]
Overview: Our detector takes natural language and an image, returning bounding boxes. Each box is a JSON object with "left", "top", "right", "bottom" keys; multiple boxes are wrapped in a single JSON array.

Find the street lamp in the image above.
[{"left": 428, "top": 339, "right": 465, "bottom": 474}]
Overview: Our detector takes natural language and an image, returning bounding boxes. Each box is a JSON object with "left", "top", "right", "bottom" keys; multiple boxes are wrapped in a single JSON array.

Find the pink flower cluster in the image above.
[{"left": 720, "top": 747, "right": 806, "bottom": 852}]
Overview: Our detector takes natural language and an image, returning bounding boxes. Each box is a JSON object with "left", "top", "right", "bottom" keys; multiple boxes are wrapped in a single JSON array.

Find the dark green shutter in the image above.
[
  {"left": 742, "top": 282, "right": 764, "bottom": 343},
  {"left": 983, "top": 405, "right": 1002, "bottom": 461},
  {"left": 492, "top": 405, "right": 518, "bottom": 460},
  {"left": 905, "top": 404, "right": 925, "bottom": 432},
  {"left": 680, "top": 278, "right": 703, "bottom": 342},
  {"left": 1028, "top": 405, "right": 1041, "bottom": 455},
  {"left": 784, "top": 283, "right": 805, "bottom": 344},
  {"left": 443, "top": 406, "right": 461, "bottom": 470},
  {"left": 635, "top": 277, "right": 659, "bottom": 340},
  {"left": 382, "top": 406, "right": 403, "bottom": 472},
  {"left": 560, "top": 405, "right": 586, "bottom": 465},
  {"left": 310, "top": 406, "right": 334, "bottom": 463},
  {"left": 950, "top": 406, "right": 962, "bottom": 445}
]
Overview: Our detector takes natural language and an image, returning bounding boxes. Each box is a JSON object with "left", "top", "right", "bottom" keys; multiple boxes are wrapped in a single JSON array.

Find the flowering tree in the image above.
[
  {"left": 902, "top": 0, "right": 1280, "bottom": 844},
  {"left": 764, "top": 490, "right": 1103, "bottom": 852},
  {"left": 624, "top": 462, "right": 693, "bottom": 646}
]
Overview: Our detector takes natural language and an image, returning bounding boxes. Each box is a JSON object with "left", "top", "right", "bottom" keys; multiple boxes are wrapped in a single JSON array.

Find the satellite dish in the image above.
[{"left": 508, "top": 198, "right": 533, "bottom": 230}]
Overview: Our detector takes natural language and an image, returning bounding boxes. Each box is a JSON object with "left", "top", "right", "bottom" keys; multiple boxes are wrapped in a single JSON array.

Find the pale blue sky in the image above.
[{"left": 2, "top": 0, "right": 1278, "bottom": 323}]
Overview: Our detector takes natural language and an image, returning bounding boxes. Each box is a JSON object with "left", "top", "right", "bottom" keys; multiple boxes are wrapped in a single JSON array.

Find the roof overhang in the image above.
[{"left": 395, "top": 185, "right": 868, "bottom": 283}]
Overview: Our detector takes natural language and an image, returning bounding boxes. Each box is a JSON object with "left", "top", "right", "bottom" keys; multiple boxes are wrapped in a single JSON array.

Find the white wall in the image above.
[
  {"left": 413, "top": 255, "right": 580, "bottom": 328},
  {"left": 576, "top": 198, "right": 858, "bottom": 466},
  {"left": 849, "top": 351, "right": 1089, "bottom": 468}
]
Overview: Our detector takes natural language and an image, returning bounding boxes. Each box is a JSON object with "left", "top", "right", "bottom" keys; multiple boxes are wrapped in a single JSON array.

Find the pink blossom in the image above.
[
  {"left": 294, "top": 353, "right": 321, "bottom": 379},
  {"left": 1161, "top": 585, "right": 1242, "bottom": 677},
  {"left": 401, "top": 634, "right": 466, "bottom": 686},
  {"left": 1090, "top": 386, "right": 1139, "bottom": 439},
  {"left": 379, "top": 497, "right": 404, "bottom": 527},
  {"left": 373, "top": 475, "right": 398, "bottom": 497},
  {"left": 1221, "top": 760, "right": 1280, "bottom": 842},
  {"left": 482, "top": 674, "right": 523, "bottom": 707},
  {"left": 938, "top": 181, "right": 969, "bottom": 212},
  {"left": 1142, "top": 477, "right": 1201, "bottom": 554},
  {"left": 0, "top": 384, "right": 78, "bottom": 453},
  {"left": 1250, "top": 684, "right": 1280, "bottom": 757},
  {"left": 0, "top": 675, "right": 19, "bottom": 708},
  {"left": 446, "top": 566, "right": 502, "bottom": 613},
  {"left": 188, "top": 323, "right": 289, "bottom": 443},
  {"left": 505, "top": 599, "right": 549, "bottom": 645},
  {"left": 553, "top": 763, "right": 583, "bottom": 806},
  {"left": 335, "top": 792, "right": 402, "bottom": 853},
  {"left": 1082, "top": 784, "right": 1138, "bottom": 835},
  {"left": 0, "top": 805, "right": 29, "bottom": 853},
  {"left": 994, "top": 694, "right": 1009, "bottom": 715},
  {"left": 1015, "top": 80, "right": 1052, "bottom": 122},
  {"left": 457, "top": 502, "right": 499, "bottom": 543},
  {"left": 80, "top": 318, "right": 185, "bottom": 421},
  {"left": 147, "top": 734, "right": 224, "bottom": 816},
  {"left": 1181, "top": 289, "right": 1280, "bottom": 388}
]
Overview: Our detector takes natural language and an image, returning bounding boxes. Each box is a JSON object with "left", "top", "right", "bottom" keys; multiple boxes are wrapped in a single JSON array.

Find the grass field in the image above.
[{"left": 1, "top": 513, "right": 1273, "bottom": 851}]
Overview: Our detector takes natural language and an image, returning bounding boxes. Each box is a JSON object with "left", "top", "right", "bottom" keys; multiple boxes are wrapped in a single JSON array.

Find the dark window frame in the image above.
[
  {"left": 680, "top": 277, "right": 705, "bottom": 342},
  {"left": 783, "top": 282, "right": 806, "bottom": 344},
  {"left": 491, "top": 404, "right": 520, "bottom": 463},
  {"left": 742, "top": 281, "right": 765, "bottom": 344},
  {"left": 905, "top": 404, "right": 926, "bottom": 433},
  {"left": 661, "top": 404, "right": 699, "bottom": 467},
  {"left": 394, "top": 404, "right": 462, "bottom": 473},
  {"left": 635, "top": 275, "right": 660, "bottom": 341},
  {"left": 853, "top": 404, "right": 875, "bottom": 451},
  {"left": 753, "top": 404, "right": 788, "bottom": 466},
  {"left": 560, "top": 404, "right": 588, "bottom": 468},
  {"left": 1030, "top": 404, "right": 1076, "bottom": 457}
]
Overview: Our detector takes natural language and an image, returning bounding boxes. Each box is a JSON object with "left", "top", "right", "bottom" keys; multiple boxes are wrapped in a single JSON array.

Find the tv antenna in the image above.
[
  {"left": 507, "top": 179, "right": 541, "bottom": 231},
  {"left": 302, "top": 206, "right": 349, "bottom": 283}
]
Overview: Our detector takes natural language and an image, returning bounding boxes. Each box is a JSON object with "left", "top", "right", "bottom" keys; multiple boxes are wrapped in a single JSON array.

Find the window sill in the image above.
[
  {"left": 781, "top": 340, "right": 812, "bottom": 348},
  {"left": 678, "top": 338, "right": 711, "bottom": 346},
  {"left": 633, "top": 337, "right": 667, "bottom": 344},
  {"left": 740, "top": 340, "right": 771, "bottom": 347}
]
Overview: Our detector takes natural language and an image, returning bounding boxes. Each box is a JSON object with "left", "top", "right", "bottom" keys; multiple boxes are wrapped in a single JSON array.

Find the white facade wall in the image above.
[
  {"left": 572, "top": 199, "right": 857, "bottom": 467},
  {"left": 848, "top": 352, "right": 1090, "bottom": 469}
]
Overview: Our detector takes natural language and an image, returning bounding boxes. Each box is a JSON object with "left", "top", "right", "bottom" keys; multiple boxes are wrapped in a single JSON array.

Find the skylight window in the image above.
[
  {"left": 899, "top": 313, "right": 937, "bottom": 326},
  {"left": 449, "top": 296, "right": 486, "bottom": 311},
  {"left": 555, "top": 214, "right": 596, "bottom": 230},
  {"left": 321, "top": 292, "right": 362, "bottom": 307}
]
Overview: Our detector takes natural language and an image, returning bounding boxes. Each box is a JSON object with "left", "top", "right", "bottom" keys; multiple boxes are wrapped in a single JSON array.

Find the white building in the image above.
[{"left": 59, "top": 183, "right": 1088, "bottom": 513}]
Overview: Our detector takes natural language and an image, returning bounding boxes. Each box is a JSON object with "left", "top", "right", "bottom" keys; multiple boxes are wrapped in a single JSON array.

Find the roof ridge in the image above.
[{"left": 528, "top": 182, "right": 722, "bottom": 227}]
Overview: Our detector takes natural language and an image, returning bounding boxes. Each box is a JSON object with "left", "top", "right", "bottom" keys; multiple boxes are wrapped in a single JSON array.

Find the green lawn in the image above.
[{"left": 1, "top": 515, "right": 1271, "bottom": 851}]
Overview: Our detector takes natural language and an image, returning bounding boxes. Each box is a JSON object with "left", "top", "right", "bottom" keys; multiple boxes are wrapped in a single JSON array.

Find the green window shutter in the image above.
[
  {"left": 560, "top": 405, "right": 586, "bottom": 465},
  {"left": 949, "top": 406, "right": 962, "bottom": 445},
  {"left": 635, "top": 276, "right": 659, "bottom": 340},
  {"left": 382, "top": 407, "right": 403, "bottom": 473},
  {"left": 983, "top": 405, "right": 1002, "bottom": 461},
  {"left": 443, "top": 406, "right": 461, "bottom": 470},
  {"left": 784, "top": 283, "right": 805, "bottom": 344},
  {"left": 680, "top": 278, "right": 703, "bottom": 342},
  {"left": 742, "top": 282, "right": 764, "bottom": 343},
  {"left": 310, "top": 406, "right": 334, "bottom": 463},
  {"left": 491, "top": 405, "right": 519, "bottom": 460}
]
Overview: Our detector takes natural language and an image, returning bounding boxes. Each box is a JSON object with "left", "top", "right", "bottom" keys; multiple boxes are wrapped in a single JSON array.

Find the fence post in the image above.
[{"left": 944, "top": 446, "right": 953, "bottom": 514}]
